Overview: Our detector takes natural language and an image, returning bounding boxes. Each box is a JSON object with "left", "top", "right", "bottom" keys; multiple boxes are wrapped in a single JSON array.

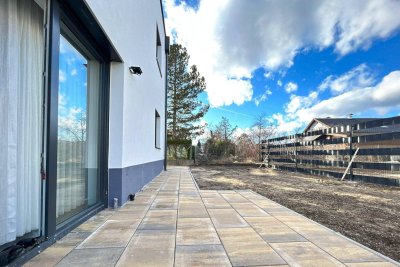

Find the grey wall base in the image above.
[{"left": 108, "top": 159, "right": 164, "bottom": 207}]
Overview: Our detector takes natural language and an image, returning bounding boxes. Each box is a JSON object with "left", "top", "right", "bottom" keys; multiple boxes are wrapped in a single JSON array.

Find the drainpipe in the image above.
[{"left": 164, "top": 36, "right": 170, "bottom": 171}]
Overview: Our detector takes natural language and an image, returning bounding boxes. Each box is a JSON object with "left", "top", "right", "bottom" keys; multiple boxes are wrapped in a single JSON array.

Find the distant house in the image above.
[
  {"left": 265, "top": 116, "right": 400, "bottom": 187},
  {"left": 304, "top": 118, "right": 377, "bottom": 133},
  {"left": 0, "top": 0, "right": 168, "bottom": 264}
]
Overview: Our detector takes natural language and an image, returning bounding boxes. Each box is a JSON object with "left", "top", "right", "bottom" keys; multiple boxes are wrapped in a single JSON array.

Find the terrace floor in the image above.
[{"left": 25, "top": 167, "right": 398, "bottom": 267}]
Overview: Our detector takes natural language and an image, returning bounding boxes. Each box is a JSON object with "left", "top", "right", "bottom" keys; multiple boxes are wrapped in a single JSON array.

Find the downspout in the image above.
[{"left": 164, "top": 36, "right": 170, "bottom": 171}]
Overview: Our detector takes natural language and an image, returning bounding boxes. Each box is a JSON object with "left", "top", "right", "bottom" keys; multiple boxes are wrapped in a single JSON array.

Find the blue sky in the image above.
[
  {"left": 58, "top": 35, "right": 88, "bottom": 141},
  {"left": 203, "top": 34, "right": 400, "bottom": 131},
  {"left": 164, "top": 0, "right": 400, "bottom": 135}
]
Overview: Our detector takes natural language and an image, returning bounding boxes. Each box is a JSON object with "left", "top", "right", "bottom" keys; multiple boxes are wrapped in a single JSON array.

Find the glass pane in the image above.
[{"left": 56, "top": 34, "right": 100, "bottom": 224}]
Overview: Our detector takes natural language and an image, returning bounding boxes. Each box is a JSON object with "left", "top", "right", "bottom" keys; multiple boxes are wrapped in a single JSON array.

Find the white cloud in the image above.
[
  {"left": 334, "top": 1, "right": 400, "bottom": 55},
  {"left": 319, "top": 64, "right": 375, "bottom": 94},
  {"left": 254, "top": 89, "right": 272, "bottom": 106},
  {"left": 58, "top": 106, "right": 85, "bottom": 139},
  {"left": 71, "top": 68, "right": 77, "bottom": 76},
  {"left": 164, "top": 0, "right": 400, "bottom": 107},
  {"left": 284, "top": 91, "right": 318, "bottom": 115},
  {"left": 277, "top": 80, "right": 283, "bottom": 87},
  {"left": 233, "top": 127, "right": 251, "bottom": 139},
  {"left": 285, "top": 82, "right": 298, "bottom": 93},
  {"left": 271, "top": 113, "right": 304, "bottom": 135},
  {"left": 59, "top": 70, "right": 66, "bottom": 82},
  {"left": 271, "top": 70, "right": 400, "bottom": 134},
  {"left": 206, "top": 76, "right": 252, "bottom": 107},
  {"left": 164, "top": 0, "right": 252, "bottom": 107},
  {"left": 264, "top": 71, "right": 273, "bottom": 79}
]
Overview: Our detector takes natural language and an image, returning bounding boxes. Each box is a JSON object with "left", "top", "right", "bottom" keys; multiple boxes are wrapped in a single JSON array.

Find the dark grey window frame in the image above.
[
  {"left": 155, "top": 110, "right": 161, "bottom": 149},
  {"left": 156, "top": 25, "right": 162, "bottom": 77},
  {"left": 44, "top": 0, "right": 120, "bottom": 246}
]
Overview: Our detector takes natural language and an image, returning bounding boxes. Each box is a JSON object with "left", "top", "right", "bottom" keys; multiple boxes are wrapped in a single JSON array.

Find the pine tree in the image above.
[{"left": 167, "top": 44, "right": 209, "bottom": 140}]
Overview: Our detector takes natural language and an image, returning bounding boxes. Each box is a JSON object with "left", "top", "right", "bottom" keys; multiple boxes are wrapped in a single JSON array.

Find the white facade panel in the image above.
[{"left": 85, "top": 0, "right": 167, "bottom": 169}]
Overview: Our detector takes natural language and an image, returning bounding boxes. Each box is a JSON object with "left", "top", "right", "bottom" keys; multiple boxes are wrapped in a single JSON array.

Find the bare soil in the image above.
[{"left": 190, "top": 164, "right": 400, "bottom": 262}]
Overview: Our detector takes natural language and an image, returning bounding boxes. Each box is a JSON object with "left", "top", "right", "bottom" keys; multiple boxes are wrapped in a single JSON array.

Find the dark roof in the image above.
[
  {"left": 315, "top": 118, "right": 376, "bottom": 127},
  {"left": 304, "top": 118, "right": 377, "bottom": 132}
]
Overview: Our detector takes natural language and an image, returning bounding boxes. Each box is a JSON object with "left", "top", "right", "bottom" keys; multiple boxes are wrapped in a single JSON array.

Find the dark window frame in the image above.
[
  {"left": 155, "top": 110, "right": 161, "bottom": 149},
  {"left": 44, "top": 0, "right": 112, "bottom": 240},
  {"left": 156, "top": 25, "right": 162, "bottom": 77}
]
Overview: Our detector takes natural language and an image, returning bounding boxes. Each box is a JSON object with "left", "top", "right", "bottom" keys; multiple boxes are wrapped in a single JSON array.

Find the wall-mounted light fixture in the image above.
[{"left": 129, "top": 66, "right": 143, "bottom": 75}]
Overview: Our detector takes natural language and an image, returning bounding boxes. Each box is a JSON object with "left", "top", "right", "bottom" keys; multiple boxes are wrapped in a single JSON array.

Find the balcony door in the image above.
[{"left": 56, "top": 29, "right": 101, "bottom": 224}]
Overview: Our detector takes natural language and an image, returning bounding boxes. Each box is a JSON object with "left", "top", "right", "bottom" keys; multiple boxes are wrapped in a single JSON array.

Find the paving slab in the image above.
[
  {"left": 208, "top": 208, "right": 249, "bottom": 228},
  {"left": 216, "top": 227, "right": 286, "bottom": 266},
  {"left": 57, "top": 247, "right": 124, "bottom": 267},
  {"left": 202, "top": 197, "right": 231, "bottom": 209},
  {"left": 78, "top": 219, "right": 140, "bottom": 248},
  {"left": 26, "top": 167, "right": 399, "bottom": 267},
  {"left": 138, "top": 209, "right": 177, "bottom": 230},
  {"left": 230, "top": 202, "right": 270, "bottom": 217},
  {"left": 177, "top": 218, "right": 220, "bottom": 245},
  {"left": 175, "top": 245, "right": 231, "bottom": 267},
  {"left": 245, "top": 216, "right": 307, "bottom": 243},
  {"left": 270, "top": 242, "right": 345, "bottom": 267},
  {"left": 116, "top": 230, "right": 175, "bottom": 267},
  {"left": 24, "top": 246, "right": 75, "bottom": 267}
]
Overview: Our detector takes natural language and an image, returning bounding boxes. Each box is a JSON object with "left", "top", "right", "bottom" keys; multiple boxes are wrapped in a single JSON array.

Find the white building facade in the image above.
[
  {"left": 0, "top": 0, "right": 168, "bottom": 264},
  {"left": 87, "top": 0, "right": 168, "bottom": 207}
]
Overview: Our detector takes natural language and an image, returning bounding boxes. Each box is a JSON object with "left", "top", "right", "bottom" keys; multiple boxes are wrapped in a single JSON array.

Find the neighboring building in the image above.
[
  {"left": 264, "top": 116, "right": 400, "bottom": 187},
  {"left": 304, "top": 118, "right": 377, "bottom": 133},
  {"left": 0, "top": 0, "right": 168, "bottom": 264}
]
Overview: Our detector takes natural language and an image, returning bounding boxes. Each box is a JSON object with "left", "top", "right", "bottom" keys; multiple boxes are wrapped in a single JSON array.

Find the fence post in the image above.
[
  {"left": 267, "top": 140, "right": 270, "bottom": 167},
  {"left": 349, "top": 125, "right": 353, "bottom": 180},
  {"left": 311, "top": 141, "right": 314, "bottom": 169},
  {"left": 295, "top": 135, "right": 298, "bottom": 172}
]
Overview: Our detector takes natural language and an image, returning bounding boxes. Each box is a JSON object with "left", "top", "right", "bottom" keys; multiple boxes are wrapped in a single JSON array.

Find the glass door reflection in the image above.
[{"left": 56, "top": 33, "right": 100, "bottom": 224}]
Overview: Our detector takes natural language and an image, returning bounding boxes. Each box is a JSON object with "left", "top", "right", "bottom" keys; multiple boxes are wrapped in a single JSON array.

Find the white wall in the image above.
[{"left": 84, "top": 0, "right": 167, "bottom": 169}]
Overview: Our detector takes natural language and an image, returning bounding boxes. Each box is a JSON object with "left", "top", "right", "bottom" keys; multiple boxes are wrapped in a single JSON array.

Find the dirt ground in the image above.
[{"left": 190, "top": 164, "right": 400, "bottom": 262}]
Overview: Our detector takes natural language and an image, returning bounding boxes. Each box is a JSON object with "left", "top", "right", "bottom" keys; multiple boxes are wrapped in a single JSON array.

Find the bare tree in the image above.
[
  {"left": 59, "top": 111, "right": 86, "bottom": 141},
  {"left": 251, "top": 113, "right": 275, "bottom": 161},
  {"left": 235, "top": 133, "right": 258, "bottom": 162}
]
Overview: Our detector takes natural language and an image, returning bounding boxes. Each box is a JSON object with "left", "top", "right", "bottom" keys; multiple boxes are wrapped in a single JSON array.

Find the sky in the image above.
[
  {"left": 164, "top": 0, "right": 400, "bottom": 136},
  {"left": 58, "top": 35, "right": 88, "bottom": 141}
]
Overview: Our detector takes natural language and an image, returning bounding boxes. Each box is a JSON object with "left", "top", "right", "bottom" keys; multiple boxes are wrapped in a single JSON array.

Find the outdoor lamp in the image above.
[{"left": 129, "top": 66, "right": 143, "bottom": 75}]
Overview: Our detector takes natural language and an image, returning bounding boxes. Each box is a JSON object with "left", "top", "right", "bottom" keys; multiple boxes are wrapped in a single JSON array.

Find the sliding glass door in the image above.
[{"left": 56, "top": 30, "right": 101, "bottom": 224}]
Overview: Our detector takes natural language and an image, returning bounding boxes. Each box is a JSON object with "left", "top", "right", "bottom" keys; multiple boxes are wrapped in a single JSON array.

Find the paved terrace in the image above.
[{"left": 26, "top": 167, "right": 398, "bottom": 267}]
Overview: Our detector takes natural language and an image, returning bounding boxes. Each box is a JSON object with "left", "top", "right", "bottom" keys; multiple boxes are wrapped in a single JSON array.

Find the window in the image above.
[
  {"left": 155, "top": 110, "right": 161, "bottom": 149},
  {"left": 156, "top": 26, "right": 162, "bottom": 74},
  {"left": 56, "top": 29, "right": 102, "bottom": 224}
]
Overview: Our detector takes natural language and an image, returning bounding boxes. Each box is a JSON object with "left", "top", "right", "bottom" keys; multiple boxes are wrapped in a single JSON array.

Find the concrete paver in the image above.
[
  {"left": 177, "top": 218, "right": 220, "bottom": 246},
  {"left": 25, "top": 167, "right": 399, "bottom": 267},
  {"left": 116, "top": 230, "right": 175, "bottom": 267},
  {"left": 57, "top": 247, "right": 124, "bottom": 267},
  {"left": 245, "top": 216, "right": 307, "bottom": 243},
  {"left": 217, "top": 227, "right": 286, "bottom": 266},
  {"left": 175, "top": 245, "right": 231, "bottom": 267},
  {"left": 270, "top": 242, "right": 345, "bottom": 267},
  {"left": 208, "top": 209, "right": 249, "bottom": 228}
]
